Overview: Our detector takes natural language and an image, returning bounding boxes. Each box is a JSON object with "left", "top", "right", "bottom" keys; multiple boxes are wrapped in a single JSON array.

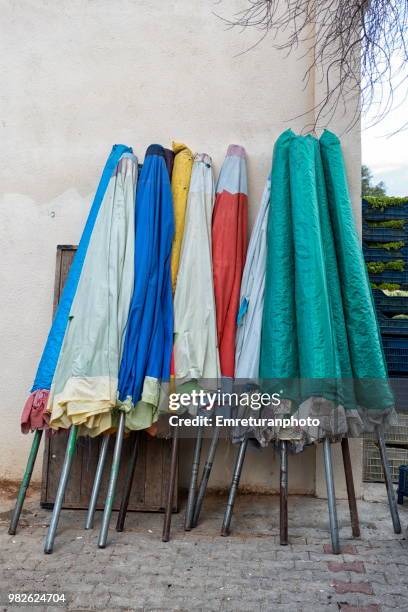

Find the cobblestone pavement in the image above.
[{"left": 0, "top": 484, "right": 407, "bottom": 611}]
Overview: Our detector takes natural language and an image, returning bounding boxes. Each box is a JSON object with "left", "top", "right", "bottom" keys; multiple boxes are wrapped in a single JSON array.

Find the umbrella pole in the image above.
[
  {"left": 323, "top": 438, "right": 340, "bottom": 554},
  {"left": 162, "top": 421, "right": 179, "bottom": 542},
  {"left": 341, "top": 438, "right": 360, "bottom": 538},
  {"left": 221, "top": 438, "right": 248, "bottom": 537},
  {"left": 184, "top": 425, "right": 203, "bottom": 531},
  {"left": 116, "top": 431, "right": 140, "bottom": 532},
  {"left": 98, "top": 412, "right": 126, "bottom": 548},
  {"left": 192, "top": 425, "right": 220, "bottom": 528},
  {"left": 280, "top": 440, "right": 289, "bottom": 546},
  {"left": 84, "top": 433, "right": 110, "bottom": 530},
  {"left": 376, "top": 426, "right": 401, "bottom": 534},
  {"left": 44, "top": 426, "right": 78, "bottom": 554},
  {"left": 9, "top": 429, "right": 43, "bottom": 535}
]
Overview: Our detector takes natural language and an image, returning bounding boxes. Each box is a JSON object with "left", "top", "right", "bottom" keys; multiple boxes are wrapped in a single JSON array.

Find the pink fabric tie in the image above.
[{"left": 21, "top": 389, "right": 50, "bottom": 434}]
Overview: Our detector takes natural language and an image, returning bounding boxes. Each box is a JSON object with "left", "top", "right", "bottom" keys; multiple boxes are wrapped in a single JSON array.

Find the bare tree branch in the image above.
[{"left": 217, "top": 0, "right": 408, "bottom": 132}]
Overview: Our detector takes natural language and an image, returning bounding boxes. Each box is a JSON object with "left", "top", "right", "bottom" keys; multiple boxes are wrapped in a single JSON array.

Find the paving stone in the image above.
[
  {"left": 0, "top": 490, "right": 407, "bottom": 611},
  {"left": 324, "top": 544, "right": 358, "bottom": 555},
  {"left": 327, "top": 561, "right": 365, "bottom": 574},
  {"left": 340, "top": 605, "right": 380, "bottom": 612},
  {"left": 332, "top": 581, "right": 374, "bottom": 595}
]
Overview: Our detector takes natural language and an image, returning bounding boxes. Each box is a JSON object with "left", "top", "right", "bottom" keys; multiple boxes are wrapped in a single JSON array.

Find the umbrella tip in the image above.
[{"left": 226, "top": 144, "right": 246, "bottom": 158}]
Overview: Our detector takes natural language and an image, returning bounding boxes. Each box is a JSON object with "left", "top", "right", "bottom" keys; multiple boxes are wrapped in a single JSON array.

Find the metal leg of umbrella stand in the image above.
[
  {"left": 184, "top": 425, "right": 203, "bottom": 531},
  {"left": 44, "top": 426, "right": 78, "bottom": 554},
  {"left": 341, "top": 438, "right": 360, "bottom": 538},
  {"left": 280, "top": 440, "right": 289, "bottom": 546},
  {"left": 116, "top": 431, "right": 140, "bottom": 532},
  {"left": 9, "top": 429, "right": 43, "bottom": 535},
  {"left": 98, "top": 412, "right": 126, "bottom": 548},
  {"left": 323, "top": 438, "right": 340, "bottom": 554},
  {"left": 162, "top": 422, "right": 179, "bottom": 542},
  {"left": 376, "top": 427, "right": 401, "bottom": 534},
  {"left": 84, "top": 433, "right": 110, "bottom": 530},
  {"left": 221, "top": 438, "right": 248, "bottom": 537},
  {"left": 192, "top": 425, "right": 220, "bottom": 528}
]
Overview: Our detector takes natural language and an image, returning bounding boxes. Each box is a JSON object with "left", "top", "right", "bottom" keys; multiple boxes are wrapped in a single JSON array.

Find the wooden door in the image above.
[{"left": 40, "top": 246, "right": 178, "bottom": 511}]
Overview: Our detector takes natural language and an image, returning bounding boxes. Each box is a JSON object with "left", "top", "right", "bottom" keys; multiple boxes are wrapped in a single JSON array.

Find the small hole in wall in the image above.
[{"left": 50, "top": 211, "right": 55, "bottom": 218}]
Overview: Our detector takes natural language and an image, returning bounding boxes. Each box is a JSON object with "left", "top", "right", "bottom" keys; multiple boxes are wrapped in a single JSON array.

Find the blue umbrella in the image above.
[{"left": 118, "top": 144, "right": 174, "bottom": 430}]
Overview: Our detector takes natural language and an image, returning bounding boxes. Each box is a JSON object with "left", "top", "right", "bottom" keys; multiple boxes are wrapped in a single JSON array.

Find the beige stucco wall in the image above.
[{"left": 0, "top": 0, "right": 361, "bottom": 497}]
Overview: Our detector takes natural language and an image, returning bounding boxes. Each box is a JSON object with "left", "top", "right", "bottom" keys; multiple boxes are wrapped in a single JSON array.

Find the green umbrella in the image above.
[{"left": 260, "top": 129, "right": 395, "bottom": 440}]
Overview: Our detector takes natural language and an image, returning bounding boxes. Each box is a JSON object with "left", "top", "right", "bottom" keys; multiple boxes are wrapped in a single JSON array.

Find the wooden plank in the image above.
[
  {"left": 144, "top": 436, "right": 166, "bottom": 510},
  {"left": 41, "top": 247, "right": 76, "bottom": 507},
  {"left": 131, "top": 434, "right": 147, "bottom": 507},
  {"left": 52, "top": 248, "right": 63, "bottom": 317},
  {"left": 79, "top": 436, "right": 101, "bottom": 505},
  {"left": 42, "top": 430, "right": 70, "bottom": 506},
  {"left": 161, "top": 438, "right": 179, "bottom": 512}
]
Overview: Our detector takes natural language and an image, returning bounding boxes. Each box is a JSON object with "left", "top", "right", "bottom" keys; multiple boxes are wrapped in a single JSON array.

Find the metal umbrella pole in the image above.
[
  {"left": 340, "top": 438, "right": 360, "bottom": 538},
  {"left": 376, "top": 426, "right": 401, "bottom": 534},
  {"left": 116, "top": 431, "right": 140, "bottom": 532},
  {"left": 84, "top": 433, "right": 110, "bottom": 530},
  {"left": 98, "top": 411, "right": 126, "bottom": 548},
  {"left": 9, "top": 429, "right": 43, "bottom": 535},
  {"left": 191, "top": 425, "right": 220, "bottom": 528},
  {"left": 280, "top": 440, "right": 289, "bottom": 546},
  {"left": 162, "top": 421, "right": 179, "bottom": 542},
  {"left": 221, "top": 438, "right": 248, "bottom": 537},
  {"left": 323, "top": 438, "right": 340, "bottom": 554},
  {"left": 44, "top": 425, "right": 78, "bottom": 554},
  {"left": 184, "top": 425, "right": 203, "bottom": 531}
]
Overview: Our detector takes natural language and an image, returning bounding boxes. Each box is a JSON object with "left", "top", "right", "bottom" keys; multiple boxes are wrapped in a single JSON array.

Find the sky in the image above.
[{"left": 362, "top": 78, "right": 408, "bottom": 196}]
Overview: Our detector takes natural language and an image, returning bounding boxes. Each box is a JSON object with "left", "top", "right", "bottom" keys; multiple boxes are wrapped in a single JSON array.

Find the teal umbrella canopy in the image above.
[{"left": 258, "top": 129, "right": 395, "bottom": 447}]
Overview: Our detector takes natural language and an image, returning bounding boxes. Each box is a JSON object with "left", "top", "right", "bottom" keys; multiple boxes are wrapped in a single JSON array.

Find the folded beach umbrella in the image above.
[
  {"left": 11, "top": 146, "right": 135, "bottom": 539},
  {"left": 97, "top": 148, "right": 174, "bottom": 549},
  {"left": 20, "top": 145, "right": 133, "bottom": 434},
  {"left": 212, "top": 145, "right": 248, "bottom": 378},
  {"left": 118, "top": 145, "right": 174, "bottom": 431},
  {"left": 173, "top": 153, "right": 220, "bottom": 392},
  {"left": 184, "top": 146, "right": 248, "bottom": 532},
  {"left": 170, "top": 142, "right": 193, "bottom": 292},
  {"left": 231, "top": 175, "right": 271, "bottom": 445},
  {"left": 259, "top": 129, "right": 395, "bottom": 443},
  {"left": 47, "top": 153, "right": 138, "bottom": 436},
  {"left": 235, "top": 175, "right": 271, "bottom": 382},
  {"left": 163, "top": 148, "right": 175, "bottom": 178},
  {"left": 319, "top": 130, "right": 394, "bottom": 419},
  {"left": 168, "top": 142, "right": 193, "bottom": 382},
  {"left": 260, "top": 130, "right": 297, "bottom": 400}
]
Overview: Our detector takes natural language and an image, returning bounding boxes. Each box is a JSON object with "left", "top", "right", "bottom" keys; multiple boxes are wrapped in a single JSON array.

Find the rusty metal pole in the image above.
[
  {"left": 162, "top": 421, "right": 179, "bottom": 542},
  {"left": 116, "top": 431, "right": 140, "bottom": 532},
  {"left": 376, "top": 427, "right": 401, "bottom": 534},
  {"left": 280, "top": 440, "right": 289, "bottom": 546},
  {"left": 341, "top": 438, "right": 360, "bottom": 538},
  {"left": 9, "top": 429, "right": 43, "bottom": 536},
  {"left": 184, "top": 425, "right": 203, "bottom": 531},
  {"left": 192, "top": 425, "right": 220, "bottom": 528}
]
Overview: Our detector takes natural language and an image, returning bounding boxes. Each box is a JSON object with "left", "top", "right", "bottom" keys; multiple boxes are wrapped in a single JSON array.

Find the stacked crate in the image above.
[{"left": 362, "top": 196, "right": 408, "bottom": 482}]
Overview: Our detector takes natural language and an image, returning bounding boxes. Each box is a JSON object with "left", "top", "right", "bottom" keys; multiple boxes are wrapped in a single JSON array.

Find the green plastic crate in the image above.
[
  {"left": 363, "top": 440, "right": 408, "bottom": 483},
  {"left": 364, "top": 414, "right": 408, "bottom": 445}
]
